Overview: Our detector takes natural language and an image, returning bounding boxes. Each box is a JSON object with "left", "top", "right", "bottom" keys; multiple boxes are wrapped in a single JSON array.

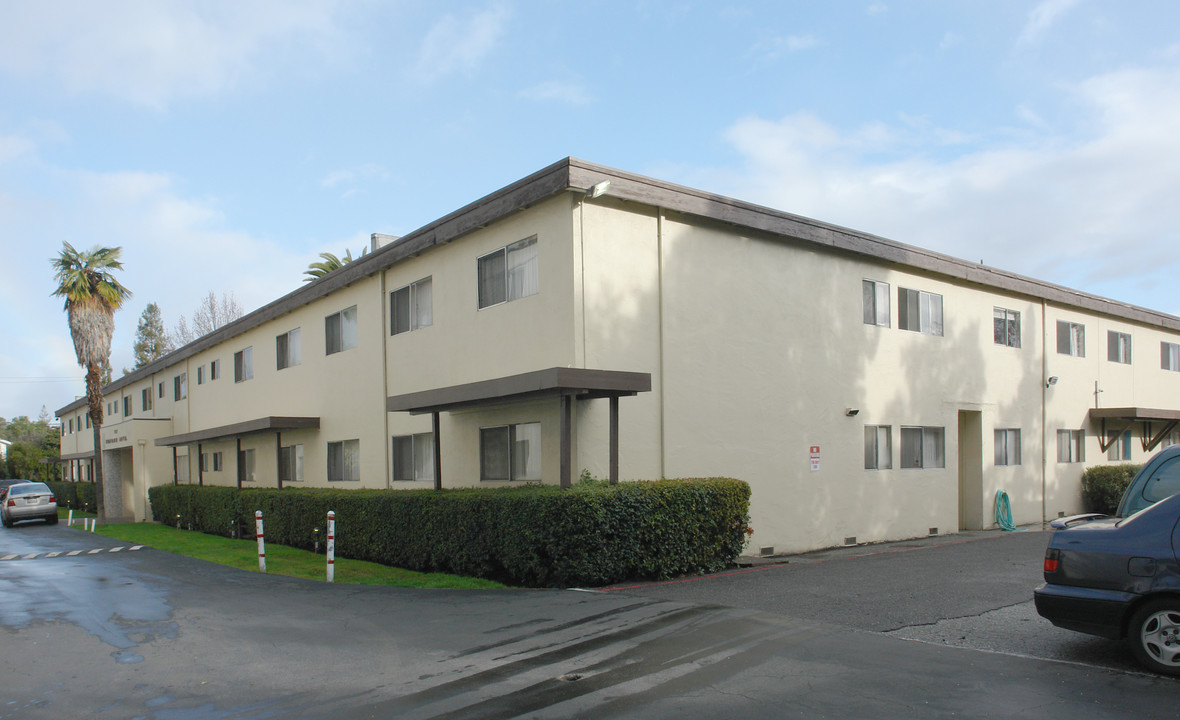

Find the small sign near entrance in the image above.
[{"left": 809, "top": 445, "right": 820, "bottom": 472}]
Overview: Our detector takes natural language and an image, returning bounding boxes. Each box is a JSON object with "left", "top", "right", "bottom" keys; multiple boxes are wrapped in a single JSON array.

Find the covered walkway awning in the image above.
[
  {"left": 388, "top": 367, "right": 652, "bottom": 489},
  {"left": 154, "top": 416, "right": 320, "bottom": 447},
  {"left": 1089, "top": 407, "right": 1180, "bottom": 453}
]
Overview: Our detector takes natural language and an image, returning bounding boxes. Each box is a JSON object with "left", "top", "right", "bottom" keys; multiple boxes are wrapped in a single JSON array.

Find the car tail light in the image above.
[
  {"left": 1044, "top": 548, "right": 1061, "bottom": 573},
  {"left": 49, "top": 495, "right": 56, "bottom": 503},
  {"left": 5, "top": 498, "right": 13, "bottom": 508}
]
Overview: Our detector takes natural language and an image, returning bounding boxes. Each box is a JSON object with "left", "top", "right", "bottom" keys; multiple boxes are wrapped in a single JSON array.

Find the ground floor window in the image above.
[
  {"left": 900, "top": 426, "right": 945, "bottom": 469},
  {"left": 392, "top": 433, "right": 434, "bottom": 481},
  {"left": 1107, "top": 430, "right": 1132, "bottom": 461},
  {"left": 994, "top": 429, "right": 1021, "bottom": 466},
  {"left": 238, "top": 448, "right": 256, "bottom": 483},
  {"left": 1057, "top": 429, "right": 1085, "bottom": 463},
  {"left": 327, "top": 439, "right": 360, "bottom": 482},
  {"left": 864, "top": 425, "right": 892, "bottom": 469},
  {"left": 480, "top": 422, "right": 541, "bottom": 482},
  {"left": 280, "top": 444, "right": 303, "bottom": 484}
]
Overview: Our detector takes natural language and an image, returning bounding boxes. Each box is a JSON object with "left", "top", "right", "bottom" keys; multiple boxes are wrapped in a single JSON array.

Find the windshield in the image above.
[{"left": 8, "top": 483, "right": 51, "bottom": 496}]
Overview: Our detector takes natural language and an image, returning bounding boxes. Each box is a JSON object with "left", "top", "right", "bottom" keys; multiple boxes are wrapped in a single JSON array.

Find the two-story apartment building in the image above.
[{"left": 57, "top": 158, "right": 1180, "bottom": 555}]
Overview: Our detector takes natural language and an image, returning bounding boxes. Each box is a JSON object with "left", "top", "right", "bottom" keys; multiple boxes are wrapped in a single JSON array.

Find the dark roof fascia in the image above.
[
  {"left": 388, "top": 367, "right": 652, "bottom": 415},
  {"left": 58, "top": 450, "right": 95, "bottom": 461},
  {"left": 154, "top": 416, "right": 320, "bottom": 447},
  {"left": 1089, "top": 407, "right": 1180, "bottom": 422}
]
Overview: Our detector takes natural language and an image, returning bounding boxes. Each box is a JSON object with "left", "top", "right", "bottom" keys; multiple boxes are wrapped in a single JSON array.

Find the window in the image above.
[
  {"left": 122, "top": 396, "right": 131, "bottom": 417},
  {"left": 68, "top": 419, "right": 73, "bottom": 434},
  {"left": 1107, "top": 430, "right": 1132, "bottom": 461},
  {"left": 280, "top": 444, "right": 303, "bottom": 484},
  {"left": 900, "top": 426, "right": 945, "bottom": 469},
  {"left": 1163, "top": 342, "right": 1180, "bottom": 372},
  {"left": 327, "top": 440, "right": 360, "bottom": 482},
  {"left": 238, "top": 448, "right": 256, "bottom": 483},
  {"left": 277, "top": 328, "right": 301, "bottom": 370},
  {"left": 210, "top": 359, "right": 221, "bottom": 381},
  {"left": 862, "top": 280, "right": 890, "bottom": 327},
  {"left": 197, "top": 365, "right": 204, "bottom": 385},
  {"left": 234, "top": 347, "right": 254, "bottom": 382},
  {"left": 174, "top": 373, "right": 187, "bottom": 401},
  {"left": 392, "top": 433, "right": 435, "bottom": 481},
  {"left": 995, "top": 429, "right": 1021, "bottom": 466},
  {"left": 199, "top": 453, "right": 208, "bottom": 473},
  {"left": 864, "top": 425, "right": 892, "bottom": 469},
  {"left": 1057, "top": 429, "right": 1085, "bottom": 463},
  {"left": 391, "top": 278, "right": 433, "bottom": 335},
  {"left": 142, "top": 388, "right": 152, "bottom": 412},
  {"left": 1056, "top": 320, "right": 1085, "bottom": 357},
  {"left": 158, "top": 382, "right": 164, "bottom": 399},
  {"left": 993, "top": 308, "right": 1021, "bottom": 348},
  {"left": 1108, "top": 331, "right": 1132, "bottom": 364},
  {"left": 85, "top": 414, "right": 91, "bottom": 429},
  {"left": 325, "top": 306, "right": 358, "bottom": 355},
  {"left": 480, "top": 423, "right": 541, "bottom": 482},
  {"left": 212, "top": 452, "right": 223, "bottom": 472},
  {"left": 897, "top": 287, "right": 943, "bottom": 336},
  {"left": 478, "top": 237, "right": 538, "bottom": 309}
]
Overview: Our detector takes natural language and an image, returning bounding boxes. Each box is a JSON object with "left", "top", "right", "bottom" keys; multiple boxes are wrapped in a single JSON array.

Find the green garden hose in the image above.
[{"left": 994, "top": 490, "right": 1026, "bottom": 532}]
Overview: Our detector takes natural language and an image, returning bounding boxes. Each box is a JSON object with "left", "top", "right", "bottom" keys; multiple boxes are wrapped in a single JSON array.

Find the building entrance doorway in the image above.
[{"left": 958, "top": 410, "right": 984, "bottom": 530}]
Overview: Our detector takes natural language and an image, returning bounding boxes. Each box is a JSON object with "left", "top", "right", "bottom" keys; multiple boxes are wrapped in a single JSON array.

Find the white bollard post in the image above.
[
  {"left": 68, "top": 509, "right": 74, "bottom": 527},
  {"left": 326, "top": 511, "right": 335, "bottom": 583},
  {"left": 255, "top": 510, "right": 266, "bottom": 573},
  {"left": 89, "top": 518, "right": 96, "bottom": 532}
]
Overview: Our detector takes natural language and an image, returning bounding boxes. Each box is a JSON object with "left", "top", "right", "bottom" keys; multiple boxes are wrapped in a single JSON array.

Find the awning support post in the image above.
[{"left": 432, "top": 411, "right": 442, "bottom": 491}]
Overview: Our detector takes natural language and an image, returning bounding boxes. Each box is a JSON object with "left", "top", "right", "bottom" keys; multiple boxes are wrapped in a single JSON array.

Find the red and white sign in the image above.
[{"left": 809, "top": 445, "right": 821, "bottom": 472}]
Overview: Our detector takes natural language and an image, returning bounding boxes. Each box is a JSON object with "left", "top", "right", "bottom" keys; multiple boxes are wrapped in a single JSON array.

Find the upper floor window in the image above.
[
  {"left": 174, "top": 373, "right": 187, "bottom": 401},
  {"left": 898, "top": 287, "right": 943, "bottom": 336},
  {"left": 1164, "top": 342, "right": 1180, "bottom": 372},
  {"left": 391, "top": 277, "right": 433, "bottom": 335},
  {"left": 1108, "top": 331, "right": 1132, "bottom": 364},
  {"left": 478, "top": 236, "right": 538, "bottom": 309},
  {"left": 142, "top": 388, "right": 152, "bottom": 412},
  {"left": 210, "top": 359, "right": 221, "bottom": 381},
  {"left": 158, "top": 381, "right": 165, "bottom": 399},
  {"left": 277, "top": 328, "right": 301, "bottom": 370},
  {"left": 900, "top": 426, "right": 945, "bottom": 468},
  {"left": 234, "top": 347, "right": 254, "bottom": 383},
  {"left": 197, "top": 365, "right": 205, "bottom": 385},
  {"left": 862, "top": 280, "right": 890, "bottom": 327},
  {"left": 993, "top": 308, "right": 1021, "bottom": 348},
  {"left": 1056, "top": 320, "right": 1085, "bottom": 357},
  {"left": 122, "top": 396, "right": 131, "bottom": 417},
  {"left": 325, "top": 306, "right": 358, "bottom": 355}
]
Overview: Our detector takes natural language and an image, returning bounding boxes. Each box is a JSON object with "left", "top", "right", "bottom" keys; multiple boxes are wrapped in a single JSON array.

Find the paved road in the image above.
[{"left": 1, "top": 522, "right": 1175, "bottom": 719}]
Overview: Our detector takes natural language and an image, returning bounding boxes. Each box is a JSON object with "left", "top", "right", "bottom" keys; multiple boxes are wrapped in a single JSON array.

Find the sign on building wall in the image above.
[{"left": 809, "top": 445, "right": 820, "bottom": 472}]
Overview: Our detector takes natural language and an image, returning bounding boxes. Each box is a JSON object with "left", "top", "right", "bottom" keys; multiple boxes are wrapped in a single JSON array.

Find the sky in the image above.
[{"left": 2, "top": 0, "right": 1179, "bottom": 421}]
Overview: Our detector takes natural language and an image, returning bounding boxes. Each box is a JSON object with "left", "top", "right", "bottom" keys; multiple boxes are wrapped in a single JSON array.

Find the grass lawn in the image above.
[{"left": 67, "top": 514, "right": 505, "bottom": 589}]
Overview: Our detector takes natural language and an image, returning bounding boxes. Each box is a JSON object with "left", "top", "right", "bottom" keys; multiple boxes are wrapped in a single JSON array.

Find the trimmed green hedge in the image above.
[
  {"left": 1081, "top": 464, "right": 1142, "bottom": 515},
  {"left": 43, "top": 480, "right": 97, "bottom": 512},
  {"left": 148, "top": 478, "right": 752, "bottom": 588}
]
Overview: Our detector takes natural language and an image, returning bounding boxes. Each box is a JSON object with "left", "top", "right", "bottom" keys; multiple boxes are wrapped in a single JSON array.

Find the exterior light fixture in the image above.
[
  {"left": 569, "top": 181, "right": 611, "bottom": 198},
  {"left": 845, "top": 408, "right": 860, "bottom": 417},
  {"left": 1046, "top": 376, "right": 1059, "bottom": 388}
]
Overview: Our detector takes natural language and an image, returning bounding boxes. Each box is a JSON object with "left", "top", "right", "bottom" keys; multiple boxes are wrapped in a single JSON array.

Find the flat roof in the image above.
[
  {"left": 155, "top": 416, "right": 320, "bottom": 447},
  {"left": 1089, "top": 407, "right": 1180, "bottom": 422},
  {"left": 388, "top": 368, "right": 651, "bottom": 415},
  {"left": 59, "top": 157, "right": 1180, "bottom": 415}
]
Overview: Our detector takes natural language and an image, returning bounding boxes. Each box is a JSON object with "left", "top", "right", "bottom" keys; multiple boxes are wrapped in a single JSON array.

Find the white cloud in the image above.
[
  {"left": 518, "top": 81, "right": 592, "bottom": 105},
  {"left": 412, "top": 4, "right": 509, "bottom": 83},
  {"left": 0, "top": 0, "right": 348, "bottom": 107},
  {"left": 320, "top": 163, "right": 391, "bottom": 198},
  {"left": 749, "top": 34, "right": 822, "bottom": 65},
  {"left": 1018, "top": 0, "right": 1081, "bottom": 45},
  {"left": 708, "top": 64, "right": 1180, "bottom": 316}
]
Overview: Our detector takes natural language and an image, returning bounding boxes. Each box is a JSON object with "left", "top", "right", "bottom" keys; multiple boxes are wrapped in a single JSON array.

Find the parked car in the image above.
[
  {"left": 1035, "top": 445, "right": 1180, "bottom": 676},
  {"left": 0, "top": 481, "right": 58, "bottom": 528}
]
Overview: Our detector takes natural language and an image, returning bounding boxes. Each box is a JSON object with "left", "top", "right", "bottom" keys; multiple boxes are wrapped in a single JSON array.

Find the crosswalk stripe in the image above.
[{"left": 0, "top": 546, "right": 143, "bottom": 561}]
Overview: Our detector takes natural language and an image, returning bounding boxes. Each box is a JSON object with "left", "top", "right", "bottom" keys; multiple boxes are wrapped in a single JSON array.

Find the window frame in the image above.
[
  {"left": 238, "top": 448, "right": 256, "bottom": 483},
  {"left": 994, "top": 428, "right": 1022, "bottom": 466},
  {"left": 993, "top": 308, "right": 1021, "bottom": 348},
  {"left": 174, "top": 373, "right": 187, "bottom": 401},
  {"left": 325, "top": 306, "right": 358, "bottom": 355},
  {"left": 477, "top": 236, "right": 539, "bottom": 310},
  {"left": 1107, "top": 430, "right": 1132, "bottom": 461},
  {"left": 897, "top": 287, "right": 944, "bottom": 336},
  {"left": 479, "top": 422, "right": 542, "bottom": 482},
  {"left": 327, "top": 439, "right": 360, "bottom": 482},
  {"left": 1056, "top": 320, "right": 1086, "bottom": 357},
  {"left": 1163, "top": 342, "right": 1180, "bottom": 372},
  {"left": 862, "top": 280, "right": 890, "bottom": 328},
  {"left": 1107, "top": 330, "right": 1132, "bottom": 364},
  {"left": 234, "top": 346, "right": 254, "bottom": 383},
  {"left": 276, "top": 328, "right": 301, "bottom": 371},
  {"left": 391, "top": 432, "right": 435, "bottom": 482},
  {"left": 1056, "top": 429, "right": 1086, "bottom": 463},
  {"left": 864, "top": 425, "right": 892, "bottom": 469},
  {"left": 210, "top": 359, "right": 220, "bottom": 381},
  {"left": 122, "top": 396, "right": 131, "bottom": 417},
  {"left": 900, "top": 426, "right": 946, "bottom": 469},
  {"left": 390, "top": 277, "right": 433, "bottom": 336}
]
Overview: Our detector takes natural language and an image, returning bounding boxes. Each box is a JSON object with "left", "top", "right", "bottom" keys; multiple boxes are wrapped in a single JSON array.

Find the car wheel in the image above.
[
  {"left": 1, "top": 514, "right": 11, "bottom": 528},
  {"left": 1129, "top": 599, "right": 1180, "bottom": 676}
]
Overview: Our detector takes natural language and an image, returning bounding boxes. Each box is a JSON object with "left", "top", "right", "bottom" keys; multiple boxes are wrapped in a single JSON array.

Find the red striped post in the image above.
[
  {"left": 255, "top": 510, "right": 266, "bottom": 573},
  {"left": 326, "top": 511, "right": 335, "bottom": 583}
]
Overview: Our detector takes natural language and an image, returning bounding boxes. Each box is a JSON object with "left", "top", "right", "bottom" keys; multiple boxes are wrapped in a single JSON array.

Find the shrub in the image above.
[
  {"left": 1081, "top": 464, "right": 1142, "bottom": 515},
  {"left": 148, "top": 478, "right": 752, "bottom": 588},
  {"left": 43, "top": 480, "right": 97, "bottom": 512}
]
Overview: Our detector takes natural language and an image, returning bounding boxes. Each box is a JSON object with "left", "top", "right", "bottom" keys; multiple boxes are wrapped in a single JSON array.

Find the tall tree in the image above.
[
  {"left": 303, "top": 248, "right": 366, "bottom": 283},
  {"left": 169, "top": 291, "right": 243, "bottom": 347},
  {"left": 51, "top": 242, "right": 131, "bottom": 522},
  {"left": 133, "top": 302, "right": 172, "bottom": 369}
]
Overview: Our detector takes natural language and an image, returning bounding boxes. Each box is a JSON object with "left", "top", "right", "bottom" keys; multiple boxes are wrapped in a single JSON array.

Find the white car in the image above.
[{"left": 1, "top": 482, "right": 58, "bottom": 527}]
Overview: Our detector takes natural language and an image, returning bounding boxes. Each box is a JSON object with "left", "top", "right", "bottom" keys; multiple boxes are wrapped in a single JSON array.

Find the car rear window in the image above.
[
  {"left": 8, "top": 483, "right": 50, "bottom": 496},
  {"left": 1143, "top": 456, "right": 1180, "bottom": 503}
]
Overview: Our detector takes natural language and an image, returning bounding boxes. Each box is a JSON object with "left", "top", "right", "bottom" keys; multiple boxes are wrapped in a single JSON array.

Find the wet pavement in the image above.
[{"left": 1, "top": 522, "right": 1176, "bottom": 719}]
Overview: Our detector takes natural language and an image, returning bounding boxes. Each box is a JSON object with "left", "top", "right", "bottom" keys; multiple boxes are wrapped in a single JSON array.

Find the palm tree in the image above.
[
  {"left": 303, "top": 247, "right": 367, "bottom": 282},
  {"left": 51, "top": 242, "right": 131, "bottom": 523}
]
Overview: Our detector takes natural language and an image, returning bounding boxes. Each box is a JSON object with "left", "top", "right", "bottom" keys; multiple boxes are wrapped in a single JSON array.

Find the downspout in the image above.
[
  {"left": 1041, "top": 299, "right": 1048, "bottom": 527},
  {"left": 657, "top": 209, "right": 666, "bottom": 480},
  {"left": 380, "top": 265, "right": 391, "bottom": 488}
]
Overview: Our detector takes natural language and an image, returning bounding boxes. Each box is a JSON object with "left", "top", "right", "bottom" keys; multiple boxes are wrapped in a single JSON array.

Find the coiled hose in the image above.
[{"left": 994, "top": 490, "right": 1025, "bottom": 532}]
